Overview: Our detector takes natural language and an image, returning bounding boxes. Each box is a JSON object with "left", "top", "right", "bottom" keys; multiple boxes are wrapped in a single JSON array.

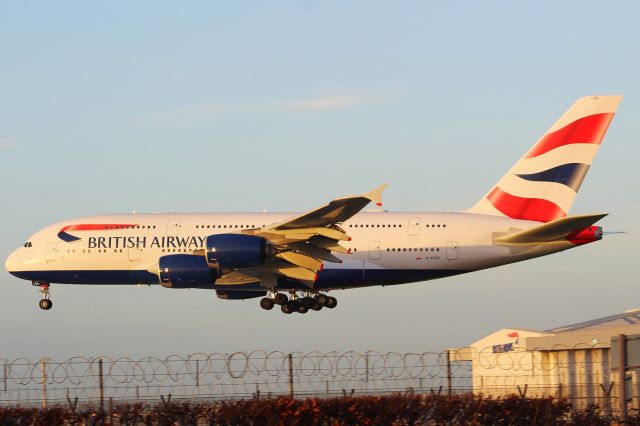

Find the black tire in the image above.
[
  {"left": 316, "top": 294, "right": 329, "bottom": 306},
  {"left": 260, "top": 298, "right": 275, "bottom": 310},
  {"left": 274, "top": 293, "right": 288, "bottom": 305},
  {"left": 39, "top": 299, "right": 52, "bottom": 310},
  {"left": 326, "top": 297, "right": 337, "bottom": 309},
  {"left": 311, "top": 301, "right": 323, "bottom": 311},
  {"left": 288, "top": 300, "right": 300, "bottom": 312},
  {"left": 281, "top": 303, "right": 292, "bottom": 314},
  {"left": 301, "top": 297, "right": 314, "bottom": 309},
  {"left": 297, "top": 304, "right": 308, "bottom": 314}
]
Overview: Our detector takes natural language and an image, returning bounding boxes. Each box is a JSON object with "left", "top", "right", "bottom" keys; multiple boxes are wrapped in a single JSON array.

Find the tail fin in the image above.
[{"left": 468, "top": 95, "right": 622, "bottom": 222}]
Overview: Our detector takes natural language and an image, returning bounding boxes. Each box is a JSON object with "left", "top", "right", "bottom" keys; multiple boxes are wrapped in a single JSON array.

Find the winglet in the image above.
[{"left": 364, "top": 183, "right": 389, "bottom": 207}]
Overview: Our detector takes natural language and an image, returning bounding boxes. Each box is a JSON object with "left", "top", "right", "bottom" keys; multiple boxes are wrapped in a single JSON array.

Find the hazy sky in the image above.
[{"left": 1, "top": 2, "right": 639, "bottom": 361}]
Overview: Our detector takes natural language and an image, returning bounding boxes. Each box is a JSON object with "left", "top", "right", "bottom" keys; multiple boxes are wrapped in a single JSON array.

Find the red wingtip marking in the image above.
[
  {"left": 319, "top": 263, "right": 324, "bottom": 271},
  {"left": 313, "top": 273, "right": 318, "bottom": 282},
  {"left": 348, "top": 236, "right": 352, "bottom": 241},
  {"left": 376, "top": 202, "right": 382, "bottom": 207}
]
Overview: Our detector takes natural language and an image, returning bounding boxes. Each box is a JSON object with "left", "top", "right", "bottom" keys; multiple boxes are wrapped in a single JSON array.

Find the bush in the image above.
[{"left": 0, "top": 393, "right": 620, "bottom": 425}]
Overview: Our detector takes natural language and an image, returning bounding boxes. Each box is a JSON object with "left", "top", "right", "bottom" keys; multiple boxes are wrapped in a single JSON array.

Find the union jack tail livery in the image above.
[{"left": 469, "top": 95, "right": 622, "bottom": 222}]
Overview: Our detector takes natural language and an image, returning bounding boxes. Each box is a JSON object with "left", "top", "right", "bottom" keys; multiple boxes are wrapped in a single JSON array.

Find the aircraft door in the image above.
[
  {"left": 128, "top": 247, "right": 141, "bottom": 262},
  {"left": 45, "top": 243, "right": 57, "bottom": 262},
  {"left": 368, "top": 241, "right": 381, "bottom": 260},
  {"left": 408, "top": 217, "right": 421, "bottom": 236},
  {"left": 167, "top": 218, "right": 181, "bottom": 236},
  {"left": 446, "top": 241, "right": 459, "bottom": 261}
]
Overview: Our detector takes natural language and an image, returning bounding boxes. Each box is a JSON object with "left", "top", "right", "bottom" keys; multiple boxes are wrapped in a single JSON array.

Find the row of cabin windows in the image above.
[
  {"left": 348, "top": 224, "right": 447, "bottom": 228},
  {"left": 196, "top": 224, "right": 262, "bottom": 229},
  {"left": 349, "top": 224, "right": 402, "bottom": 228},
  {"left": 80, "top": 248, "right": 195, "bottom": 254},
  {"left": 387, "top": 247, "right": 440, "bottom": 252},
  {"left": 105, "top": 225, "right": 156, "bottom": 229}
]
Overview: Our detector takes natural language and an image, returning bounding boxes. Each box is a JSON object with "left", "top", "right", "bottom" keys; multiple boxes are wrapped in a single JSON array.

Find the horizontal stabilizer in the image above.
[{"left": 495, "top": 213, "right": 607, "bottom": 244}]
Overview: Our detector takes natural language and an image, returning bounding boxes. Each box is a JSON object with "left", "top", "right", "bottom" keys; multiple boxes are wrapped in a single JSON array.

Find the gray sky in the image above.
[{"left": 1, "top": 1, "right": 639, "bottom": 360}]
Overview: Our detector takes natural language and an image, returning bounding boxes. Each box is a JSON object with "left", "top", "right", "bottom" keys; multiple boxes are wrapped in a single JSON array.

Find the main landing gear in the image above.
[
  {"left": 34, "top": 282, "right": 53, "bottom": 310},
  {"left": 259, "top": 290, "right": 337, "bottom": 314}
]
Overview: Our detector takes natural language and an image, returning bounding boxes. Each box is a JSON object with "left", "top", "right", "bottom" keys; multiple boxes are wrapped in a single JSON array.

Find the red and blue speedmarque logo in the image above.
[{"left": 57, "top": 224, "right": 138, "bottom": 242}]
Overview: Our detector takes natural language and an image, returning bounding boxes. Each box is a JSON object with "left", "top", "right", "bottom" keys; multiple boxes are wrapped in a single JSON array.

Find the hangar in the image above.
[{"left": 452, "top": 308, "right": 640, "bottom": 416}]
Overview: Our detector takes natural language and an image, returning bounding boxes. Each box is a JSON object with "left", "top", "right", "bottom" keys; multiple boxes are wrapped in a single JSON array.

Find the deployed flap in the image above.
[
  {"left": 273, "top": 184, "right": 388, "bottom": 230},
  {"left": 216, "top": 271, "right": 262, "bottom": 285},
  {"left": 495, "top": 213, "right": 607, "bottom": 244}
]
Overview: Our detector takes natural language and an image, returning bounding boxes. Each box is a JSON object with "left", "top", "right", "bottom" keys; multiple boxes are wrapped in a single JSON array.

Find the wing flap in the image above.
[{"left": 275, "top": 251, "right": 323, "bottom": 271}]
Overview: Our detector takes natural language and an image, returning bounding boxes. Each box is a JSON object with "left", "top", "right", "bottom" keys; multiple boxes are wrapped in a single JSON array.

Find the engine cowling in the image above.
[
  {"left": 206, "top": 234, "right": 270, "bottom": 269},
  {"left": 158, "top": 254, "right": 216, "bottom": 288}
]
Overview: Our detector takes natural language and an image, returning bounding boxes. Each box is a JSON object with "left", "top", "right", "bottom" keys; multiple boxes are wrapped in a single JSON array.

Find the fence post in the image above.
[
  {"left": 196, "top": 359, "right": 200, "bottom": 388},
  {"left": 618, "top": 334, "right": 627, "bottom": 421},
  {"left": 40, "top": 359, "right": 47, "bottom": 410},
  {"left": 288, "top": 353, "right": 294, "bottom": 398},
  {"left": 446, "top": 349, "right": 452, "bottom": 395},
  {"left": 3, "top": 364, "right": 7, "bottom": 392},
  {"left": 365, "top": 354, "right": 369, "bottom": 383},
  {"left": 99, "top": 359, "right": 105, "bottom": 414},
  {"left": 109, "top": 396, "right": 113, "bottom": 424}
]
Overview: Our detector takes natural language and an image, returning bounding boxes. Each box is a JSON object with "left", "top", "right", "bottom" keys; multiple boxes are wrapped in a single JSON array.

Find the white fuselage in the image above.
[{"left": 5, "top": 211, "right": 580, "bottom": 291}]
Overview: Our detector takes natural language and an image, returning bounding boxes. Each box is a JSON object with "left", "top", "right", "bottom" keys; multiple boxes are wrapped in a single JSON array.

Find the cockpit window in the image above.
[{"left": 23, "top": 242, "right": 32, "bottom": 248}]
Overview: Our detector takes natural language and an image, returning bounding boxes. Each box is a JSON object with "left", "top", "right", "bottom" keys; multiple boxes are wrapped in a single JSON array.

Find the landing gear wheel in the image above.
[
  {"left": 297, "top": 304, "right": 309, "bottom": 314},
  {"left": 274, "top": 293, "right": 288, "bottom": 306},
  {"left": 316, "top": 294, "right": 329, "bottom": 306},
  {"left": 260, "top": 298, "right": 275, "bottom": 310},
  {"left": 301, "top": 297, "right": 315, "bottom": 309},
  {"left": 287, "top": 300, "right": 300, "bottom": 313},
  {"left": 326, "top": 296, "right": 337, "bottom": 309},
  {"left": 311, "top": 301, "right": 323, "bottom": 311},
  {"left": 39, "top": 299, "right": 52, "bottom": 310},
  {"left": 281, "top": 303, "right": 293, "bottom": 314}
]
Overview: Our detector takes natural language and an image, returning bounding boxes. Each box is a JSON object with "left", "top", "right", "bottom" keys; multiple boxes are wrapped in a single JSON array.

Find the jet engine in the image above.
[
  {"left": 205, "top": 234, "right": 272, "bottom": 269},
  {"left": 158, "top": 254, "right": 216, "bottom": 288}
]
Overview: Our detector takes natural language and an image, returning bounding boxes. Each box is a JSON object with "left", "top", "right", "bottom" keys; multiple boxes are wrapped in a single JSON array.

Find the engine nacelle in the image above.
[
  {"left": 206, "top": 234, "right": 270, "bottom": 269},
  {"left": 216, "top": 290, "right": 267, "bottom": 300},
  {"left": 158, "top": 254, "right": 216, "bottom": 288}
]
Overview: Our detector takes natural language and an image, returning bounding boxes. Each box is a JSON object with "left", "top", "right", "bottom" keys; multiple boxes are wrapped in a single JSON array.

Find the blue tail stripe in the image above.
[{"left": 516, "top": 163, "right": 590, "bottom": 192}]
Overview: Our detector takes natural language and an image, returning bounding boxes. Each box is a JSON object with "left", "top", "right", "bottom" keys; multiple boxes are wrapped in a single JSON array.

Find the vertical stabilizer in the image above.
[{"left": 468, "top": 95, "right": 622, "bottom": 222}]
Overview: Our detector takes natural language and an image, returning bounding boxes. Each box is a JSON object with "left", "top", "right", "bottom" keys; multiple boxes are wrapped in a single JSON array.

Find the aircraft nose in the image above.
[{"left": 5, "top": 248, "right": 21, "bottom": 274}]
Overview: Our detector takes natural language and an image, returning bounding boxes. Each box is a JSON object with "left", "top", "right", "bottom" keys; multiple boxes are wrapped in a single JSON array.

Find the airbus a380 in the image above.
[{"left": 5, "top": 95, "right": 622, "bottom": 314}]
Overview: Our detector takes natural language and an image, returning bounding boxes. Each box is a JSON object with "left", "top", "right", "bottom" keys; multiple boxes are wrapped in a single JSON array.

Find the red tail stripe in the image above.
[
  {"left": 60, "top": 224, "right": 138, "bottom": 232},
  {"left": 487, "top": 188, "right": 566, "bottom": 223},
  {"left": 524, "top": 112, "right": 614, "bottom": 159}
]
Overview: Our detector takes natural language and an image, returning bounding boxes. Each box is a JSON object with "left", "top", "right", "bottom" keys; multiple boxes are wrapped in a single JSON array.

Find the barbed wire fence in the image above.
[
  {"left": 0, "top": 350, "right": 470, "bottom": 408},
  {"left": 0, "top": 344, "right": 628, "bottom": 414}
]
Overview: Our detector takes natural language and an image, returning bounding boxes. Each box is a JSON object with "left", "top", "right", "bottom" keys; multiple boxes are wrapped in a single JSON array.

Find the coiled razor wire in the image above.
[{"left": 0, "top": 345, "right": 604, "bottom": 404}]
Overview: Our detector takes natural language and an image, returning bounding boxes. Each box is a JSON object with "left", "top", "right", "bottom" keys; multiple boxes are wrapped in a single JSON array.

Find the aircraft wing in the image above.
[{"left": 232, "top": 184, "right": 388, "bottom": 287}]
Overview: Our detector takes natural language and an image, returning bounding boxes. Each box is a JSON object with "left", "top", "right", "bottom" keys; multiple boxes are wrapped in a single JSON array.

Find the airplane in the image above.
[{"left": 5, "top": 95, "right": 622, "bottom": 314}]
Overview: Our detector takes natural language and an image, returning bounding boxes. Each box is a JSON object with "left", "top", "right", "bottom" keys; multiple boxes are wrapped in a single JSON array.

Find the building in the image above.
[{"left": 452, "top": 308, "right": 640, "bottom": 412}]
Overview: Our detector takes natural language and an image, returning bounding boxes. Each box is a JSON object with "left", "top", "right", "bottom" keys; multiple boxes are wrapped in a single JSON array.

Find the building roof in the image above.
[{"left": 546, "top": 308, "right": 640, "bottom": 333}]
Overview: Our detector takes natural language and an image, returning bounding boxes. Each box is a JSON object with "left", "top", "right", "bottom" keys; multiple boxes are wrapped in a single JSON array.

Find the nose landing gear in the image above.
[{"left": 33, "top": 282, "right": 52, "bottom": 310}]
